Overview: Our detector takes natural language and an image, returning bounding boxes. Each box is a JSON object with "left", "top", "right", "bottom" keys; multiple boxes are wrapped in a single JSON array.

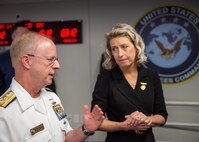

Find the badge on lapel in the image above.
[{"left": 140, "top": 82, "right": 147, "bottom": 90}]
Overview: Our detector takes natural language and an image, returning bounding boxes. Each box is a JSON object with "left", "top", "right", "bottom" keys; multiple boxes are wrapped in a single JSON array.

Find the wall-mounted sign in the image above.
[
  {"left": 0, "top": 20, "right": 82, "bottom": 46},
  {"left": 135, "top": 5, "right": 199, "bottom": 84}
]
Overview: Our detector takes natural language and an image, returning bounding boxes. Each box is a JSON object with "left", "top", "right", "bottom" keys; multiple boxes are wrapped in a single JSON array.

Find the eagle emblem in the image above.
[{"left": 155, "top": 38, "right": 184, "bottom": 60}]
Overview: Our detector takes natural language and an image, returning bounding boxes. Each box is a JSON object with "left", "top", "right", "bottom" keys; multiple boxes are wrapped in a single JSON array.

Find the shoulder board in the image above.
[{"left": 0, "top": 90, "right": 16, "bottom": 108}]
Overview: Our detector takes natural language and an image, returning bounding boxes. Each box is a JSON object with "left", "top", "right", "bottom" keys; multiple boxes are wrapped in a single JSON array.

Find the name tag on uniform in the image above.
[{"left": 30, "top": 124, "right": 44, "bottom": 135}]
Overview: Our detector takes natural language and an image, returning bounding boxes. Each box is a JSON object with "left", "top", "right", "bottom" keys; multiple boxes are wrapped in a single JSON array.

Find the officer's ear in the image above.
[{"left": 21, "top": 54, "right": 31, "bottom": 69}]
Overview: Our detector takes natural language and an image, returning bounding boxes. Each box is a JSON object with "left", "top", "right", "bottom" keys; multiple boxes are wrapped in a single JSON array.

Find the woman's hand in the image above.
[{"left": 125, "top": 111, "right": 152, "bottom": 131}]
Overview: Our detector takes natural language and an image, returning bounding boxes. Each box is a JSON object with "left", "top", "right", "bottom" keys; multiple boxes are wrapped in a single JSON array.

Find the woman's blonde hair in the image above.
[{"left": 102, "top": 23, "right": 147, "bottom": 70}]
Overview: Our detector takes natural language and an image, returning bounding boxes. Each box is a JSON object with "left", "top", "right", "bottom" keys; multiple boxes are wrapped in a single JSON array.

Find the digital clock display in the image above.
[{"left": 0, "top": 20, "right": 82, "bottom": 46}]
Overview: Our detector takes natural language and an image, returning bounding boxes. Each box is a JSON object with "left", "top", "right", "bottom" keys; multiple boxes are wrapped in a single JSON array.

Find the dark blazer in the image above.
[
  {"left": 0, "top": 50, "right": 57, "bottom": 96},
  {"left": 92, "top": 65, "right": 168, "bottom": 142}
]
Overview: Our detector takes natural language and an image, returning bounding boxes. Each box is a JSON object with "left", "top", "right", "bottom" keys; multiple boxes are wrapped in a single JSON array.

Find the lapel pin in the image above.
[{"left": 140, "top": 82, "right": 147, "bottom": 90}]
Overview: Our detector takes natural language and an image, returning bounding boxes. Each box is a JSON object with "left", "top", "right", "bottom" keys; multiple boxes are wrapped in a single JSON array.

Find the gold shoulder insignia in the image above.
[{"left": 0, "top": 90, "right": 16, "bottom": 108}]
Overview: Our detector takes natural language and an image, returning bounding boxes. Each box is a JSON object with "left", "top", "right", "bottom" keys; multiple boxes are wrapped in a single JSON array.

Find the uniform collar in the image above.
[
  {"left": 10, "top": 78, "right": 47, "bottom": 113},
  {"left": 111, "top": 65, "right": 148, "bottom": 80}
]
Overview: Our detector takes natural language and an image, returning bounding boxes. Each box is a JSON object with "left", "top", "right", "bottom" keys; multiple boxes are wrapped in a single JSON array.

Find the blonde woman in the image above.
[{"left": 91, "top": 23, "right": 168, "bottom": 142}]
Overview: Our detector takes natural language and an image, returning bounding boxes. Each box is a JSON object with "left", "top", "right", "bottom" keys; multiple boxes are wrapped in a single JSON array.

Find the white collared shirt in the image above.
[{"left": 0, "top": 78, "right": 72, "bottom": 142}]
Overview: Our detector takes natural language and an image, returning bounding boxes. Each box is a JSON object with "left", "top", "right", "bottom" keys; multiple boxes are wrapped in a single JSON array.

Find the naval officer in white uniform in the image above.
[{"left": 0, "top": 31, "right": 104, "bottom": 142}]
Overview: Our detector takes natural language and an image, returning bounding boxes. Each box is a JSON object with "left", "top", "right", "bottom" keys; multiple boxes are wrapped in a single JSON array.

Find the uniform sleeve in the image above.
[
  {"left": 0, "top": 108, "right": 14, "bottom": 142},
  {"left": 152, "top": 71, "right": 168, "bottom": 122},
  {"left": 91, "top": 71, "right": 110, "bottom": 114},
  {"left": 50, "top": 92, "right": 73, "bottom": 133}
]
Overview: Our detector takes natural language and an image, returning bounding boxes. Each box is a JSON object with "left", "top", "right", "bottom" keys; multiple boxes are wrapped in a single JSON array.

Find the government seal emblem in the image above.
[{"left": 135, "top": 5, "right": 199, "bottom": 84}]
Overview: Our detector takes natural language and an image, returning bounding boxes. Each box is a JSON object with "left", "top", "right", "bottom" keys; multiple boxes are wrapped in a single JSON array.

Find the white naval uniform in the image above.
[{"left": 0, "top": 79, "right": 72, "bottom": 142}]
